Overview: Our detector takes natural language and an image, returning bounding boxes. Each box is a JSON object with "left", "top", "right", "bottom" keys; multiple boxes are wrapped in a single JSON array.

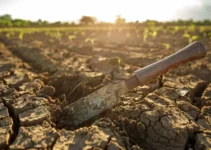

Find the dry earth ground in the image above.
[{"left": 0, "top": 29, "right": 211, "bottom": 149}]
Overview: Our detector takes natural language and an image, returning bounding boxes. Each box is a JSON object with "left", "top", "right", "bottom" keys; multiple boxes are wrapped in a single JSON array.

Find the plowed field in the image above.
[{"left": 0, "top": 27, "right": 211, "bottom": 149}]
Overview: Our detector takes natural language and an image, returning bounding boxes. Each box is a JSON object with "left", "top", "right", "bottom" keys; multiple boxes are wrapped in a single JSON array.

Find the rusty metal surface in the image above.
[{"left": 64, "top": 81, "right": 128, "bottom": 126}]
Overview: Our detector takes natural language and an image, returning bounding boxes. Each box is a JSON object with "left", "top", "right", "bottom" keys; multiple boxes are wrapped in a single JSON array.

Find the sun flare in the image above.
[{"left": 0, "top": 0, "right": 203, "bottom": 22}]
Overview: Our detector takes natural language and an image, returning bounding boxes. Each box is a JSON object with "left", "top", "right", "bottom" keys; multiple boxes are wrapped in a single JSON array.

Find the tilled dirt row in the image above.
[
  {"left": 0, "top": 33, "right": 211, "bottom": 150},
  {"left": 0, "top": 42, "right": 130, "bottom": 149}
]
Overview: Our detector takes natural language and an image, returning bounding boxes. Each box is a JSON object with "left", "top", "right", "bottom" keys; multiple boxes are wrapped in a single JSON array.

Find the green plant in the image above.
[
  {"left": 6, "top": 31, "right": 14, "bottom": 38},
  {"left": 85, "top": 38, "right": 95, "bottom": 46},
  {"left": 55, "top": 31, "right": 62, "bottom": 40},
  {"left": 18, "top": 32, "right": 24, "bottom": 40},
  {"left": 68, "top": 35, "right": 76, "bottom": 40},
  {"left": 108, "top": 57, "right": 121, "bottom": 65},
  {"left": 81, "top": 31, "right": 85, "bottom": 36},
  {"left": 162, "top": 43, "right": 170, "bottom": 50},
  {"left": 183, "top": 33, "right": 199, "bottom": 44},
  {"left": 199, "top": 26, "right": 206, "bottom": 33},
  {"left": 46, "top": 31, "right": 62, "bottom": 40},
  {"left": 73, "top": 31, "right": 78, "bottom": 35},
  {"left": 143, "top": 28, "right": 149, "bottom": 43},
  {"left": 173, "top": 26, "right": 180, "bottom": 34},
  {"left": 202, "top": 32, "right": 207, "bottom": 37},
  {"left": 168, "top": 26, "right": 180, "bottom": 34},
  {"left": 187, "top": 24, "right": 195, "bottom": 32},
  {"left": 45, "top": 31, "right": 50, "bottom": 36},
  {"left": 199, "top": 26, "right": 207, "bottom": 37},
  {"left": 150, "top": 31, "right": 157, "bottom": 38}
]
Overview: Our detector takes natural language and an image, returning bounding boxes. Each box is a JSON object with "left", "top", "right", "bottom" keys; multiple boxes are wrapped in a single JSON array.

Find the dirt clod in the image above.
[
  {"left": 9, "top": 125, "right": 59, "bottom": 149},
  {"left": 39, "top": 85, "right": 55, "bottom": 97},
  {"left": 0, "top": 103, "right": 13, "bottom": 149}
]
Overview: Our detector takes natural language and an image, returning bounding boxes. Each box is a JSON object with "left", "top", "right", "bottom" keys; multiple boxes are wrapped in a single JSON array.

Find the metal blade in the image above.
[{"left": 64, "top": 81, "right": 127, "bottom": 126}]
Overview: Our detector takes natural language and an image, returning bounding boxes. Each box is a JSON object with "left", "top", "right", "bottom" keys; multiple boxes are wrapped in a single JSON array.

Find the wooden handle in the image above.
[{"left": 124, "top": 41, "right": 206, "bottom": 90}]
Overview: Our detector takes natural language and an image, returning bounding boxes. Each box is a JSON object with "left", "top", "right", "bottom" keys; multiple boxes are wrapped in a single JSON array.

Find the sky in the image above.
[{"left": 0, "top": 0, "right": 211, "bottom": 23}]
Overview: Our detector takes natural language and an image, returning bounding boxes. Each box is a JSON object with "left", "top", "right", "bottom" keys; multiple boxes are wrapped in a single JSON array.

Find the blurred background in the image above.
[{"left": 0, "top": 0, "right": 211, "bottom": 25}]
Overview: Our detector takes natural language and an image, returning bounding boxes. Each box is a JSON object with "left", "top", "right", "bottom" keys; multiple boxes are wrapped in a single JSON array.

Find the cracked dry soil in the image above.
[{"left": 0, "top": 30, "right": 211, "bottom": 150}]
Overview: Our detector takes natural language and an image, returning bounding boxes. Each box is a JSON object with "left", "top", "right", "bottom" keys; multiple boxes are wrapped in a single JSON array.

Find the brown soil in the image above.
[{"left": 0, "top": 28, "right": 211, "bottom": 149}]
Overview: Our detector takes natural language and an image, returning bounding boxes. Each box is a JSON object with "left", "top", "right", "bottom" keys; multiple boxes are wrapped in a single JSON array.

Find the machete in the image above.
[{"left": 63, "top": 41, "right": 206, "bottom": 126}]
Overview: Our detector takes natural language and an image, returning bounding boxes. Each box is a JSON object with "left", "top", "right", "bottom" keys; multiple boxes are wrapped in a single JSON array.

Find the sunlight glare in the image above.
[{"left": 0, "top": 0, "right": 202, "bottom": 22}]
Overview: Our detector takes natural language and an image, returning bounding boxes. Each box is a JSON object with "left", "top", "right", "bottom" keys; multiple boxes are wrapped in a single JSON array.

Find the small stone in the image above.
[
  {"left": 176, "top": 89, "right": 190, "bottom": 97},
  {"left": 40, "top": 85, "right": 55, "bottom": 97},
  {"left": 58, "top": 94, "right": 66, "bottom": 102},
  {"left": 88, "top": 56, "right": 116, "bottom": 73}
]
